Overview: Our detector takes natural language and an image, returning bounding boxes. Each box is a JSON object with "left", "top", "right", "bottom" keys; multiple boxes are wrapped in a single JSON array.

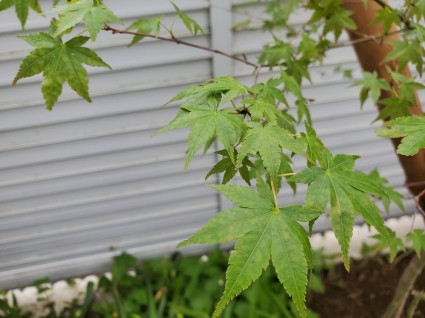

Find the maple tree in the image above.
[{"left": 4, "top": 0, "right": 425, "bottom": 316}]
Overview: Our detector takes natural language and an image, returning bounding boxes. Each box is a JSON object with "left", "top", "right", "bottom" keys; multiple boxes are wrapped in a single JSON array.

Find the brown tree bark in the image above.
[
  {"left": 341, "top": 0, "right": 425, "bottom": 203},
  {"left": 341, "top": 3, "right": 425, "bottom": 317}
]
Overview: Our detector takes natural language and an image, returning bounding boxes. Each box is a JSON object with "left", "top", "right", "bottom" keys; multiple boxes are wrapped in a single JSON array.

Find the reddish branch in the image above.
[
  {"left": 103, "top": 25, "right": 258, "bottom": 68},
  {"left": 341, "top": 0, "right": 425, "bottom": 205},
  {"left": 330, "top": 28, "right": 407, "bottom": 48},
  {"left": 104, "top": 24, "right": 407, "bottom": 69},
  {"left": 341, "top": 1, "right": 425, "bottom": 317}
]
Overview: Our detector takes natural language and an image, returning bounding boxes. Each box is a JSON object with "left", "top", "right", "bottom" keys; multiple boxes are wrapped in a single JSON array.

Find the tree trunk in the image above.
[{"left": 341, "top": 0, "right": 425, "bottom": 204}]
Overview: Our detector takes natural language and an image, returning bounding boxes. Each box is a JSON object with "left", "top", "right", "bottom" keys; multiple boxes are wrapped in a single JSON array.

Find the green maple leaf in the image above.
[
  {"left": 259, "top": 41, "right": 293, "bottom": 66},
  {"left": 323, "top": 8, "right": 356, "bottom": 40},
  {"left": 237, "top": 122, "right": 304, "bottom": 177},
  {"left": 301, "top": 122, "right": 326, "bottom": 167},
  {"left": 385, "top": 40, "right": 424, "bottom": 76},
  {"left": 368, "top": 169, "right": 404, "bottom": 213},
  {"left": 127, "top": 16, "right": 162, "bottom": 46},
  {"left": 251, "top": 79, "right": 288, "bottom": 107},
  {"left": 171, "top": 1, "right": 205, "bottom": 36},
  {"left": 353, "top": 71, "right": 391, "bottom": 106},
  {"left": 178, "top": 179, "right": 322, "bottom": 318},
  {"left": 155, "top": 106, "right": 244, "bottom": 170},
  {"left": 413, "top": 0, "right": 425, "bottom": 16},
  {"left": 51, "top": 0, "right": 121, "bottom": 40},
  {"left": 388, "top": 69, "right": 425, "bottom": 104},
  {"left": 0, "top": 0, "right": 42, "bottom": 29},
  {"left": 14, "top": 32, "right": 111, "bottom": 109},
  {"left": 205, "top": 149, "right": 254, "bottom": 185},
  {"left": 168, "top": 76, "right": 250, "bottom": 107},
  {"left": 376, "top": 116, "right": 425, "bottom": 156},
  {"left": 374, "top": 7, "right": 400, "bottom": 33},
  {"left": 375, "top": 96, "right": 411, "bottom": 120},
  {"left": 245, "top": 97, "right": 283, "bottom": 123},
  {"left": 407, "top": 230, "right": 425, "bottom": 258},
  {"left": 251, "top": 152, "right": 297, "bottom": 193},
  {"left": 291, "top": 150, "right": 396, "bottom": 269}
]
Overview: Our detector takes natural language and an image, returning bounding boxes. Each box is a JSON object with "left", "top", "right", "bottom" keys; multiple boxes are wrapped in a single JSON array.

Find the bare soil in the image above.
[{"left": 308, "top": 253, "right": 425, "bottom": 318}]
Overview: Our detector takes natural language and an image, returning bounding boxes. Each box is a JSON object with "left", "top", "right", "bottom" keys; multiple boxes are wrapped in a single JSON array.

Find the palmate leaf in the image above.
[
  {"left": 353, "top": 71, "right": 391, "bottom": 106},
  {"left": 388, "top": 69, "right": 425, "bottom": 104},
  {"left": 301, "top": 122, "right": 325, "bottom": 167},
  {"left": 0, "top": 0, "right": 42, "bottom": 29},
  {"left": 385, "top": 40, "right": 424, "bottom": 76},
  {"left": 14, "top": 32, "right": 111, "bottom": 109},
  {"left": 237, "top": 122, "right": 304, "bottom": 177},
  {"left": 254, "top": 152, "right": 297, "bottom": 193},
  {"left": 167, "top": 76, "right": 250, "bottom": 107},
  {"left": 374, "top": 7, "right": 400, "bottom": 34},
  {"left": 251, "top": 79, "right": 288, "bottom": 107},
  {"left": 292, "top": 150, "right": 397, "bottom": 270},
  {"left": 205, "top": 149, "right": 254, "bottom": 185},
  {"left": 178, "top": 180, "right": 322, "bottom": 318},
  {"left": 155, "top": 106, "right": 244, "bottom": 170},
  {"left": 51, "top": 0, "right": 121, "bottom": 40},
  {"left": 171, "top": 1, "right": 205, "bottom": 36},
  {"left": 376, "top": 115, "right": 425, "bottom": 156},
  {"left": 376, "top": 97, "right": 412, "bottom": 120},
  {"left": 323, "top": 8, "right": 356, "bottom": 40},
  {"left": 407, "top": 229, "right": 425, "bottom": 258},
  {"left": 127, "top": 16, "right": 162, "bottom": 46},
  {"left": 259, "top": 40, "right": 293, "bottom": 66},
  {"left": 368, "top": 169, "right": 404, "bottom": 213}
]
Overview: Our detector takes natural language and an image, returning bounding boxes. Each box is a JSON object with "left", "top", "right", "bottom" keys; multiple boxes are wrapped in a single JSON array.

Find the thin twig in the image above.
[
  {"left": 330, "top": 28, "right": 407, "bottom": 48},
  {"left": 104, "top": 24, "right": 259, "bottom": 68},
  {"left": 405, "top": 180, "right": 425, "bottom": 188},
  {"left": 253, "top": 65, "right": 262, "bottom": 84},
  {"left": 414, "top": 188, "right": 425, "bottom": 217},
  {"left": 410, "top": 187, "right": 425, "bottom": 235},
  {"left": 104, "top": 25, "right": 407, "bottom": 69}
]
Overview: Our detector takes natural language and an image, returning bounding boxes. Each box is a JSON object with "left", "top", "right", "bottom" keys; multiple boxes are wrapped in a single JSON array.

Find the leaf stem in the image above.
[
  {"left": 278, "top": 172, "right": 296, "bottom": 177},
  {"left": 270, "top": 179, "right": 279, "bottom": 208}
]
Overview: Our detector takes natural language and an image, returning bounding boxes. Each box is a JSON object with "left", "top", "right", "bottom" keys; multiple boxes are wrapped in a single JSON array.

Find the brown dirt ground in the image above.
[{"left": 308, "top": 253, "right": 425, "bottom": 318}]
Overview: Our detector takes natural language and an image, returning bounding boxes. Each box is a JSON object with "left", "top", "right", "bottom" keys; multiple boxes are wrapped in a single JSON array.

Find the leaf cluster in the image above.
[
  {"left": 179, "top": 180, "right": 322, "bottom": 317},
  {"left": 376, "top": 115, "right": 425, "bottom": 156},
  {"left": 0, "top": 0, "right": 43, "bottom": 29},
  {"left": 13, "top": 31, "right": 110, "bottom": 109},
  {"left": 5, "top": 0, "right": 421, "bottom": 316}
]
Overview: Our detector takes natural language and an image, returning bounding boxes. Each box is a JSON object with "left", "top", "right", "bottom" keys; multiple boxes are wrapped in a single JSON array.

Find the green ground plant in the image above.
[
  {"left": 2, "top": 0, "right": 425, "bottom": 316},
  {"left": 1, "top": 249, "right": 328, "bottom": 317}
]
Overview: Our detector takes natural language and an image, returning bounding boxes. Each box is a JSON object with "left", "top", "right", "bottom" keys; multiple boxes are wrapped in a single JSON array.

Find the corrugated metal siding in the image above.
[
  {"left": 0, "top": 0, "right": 412, "bottom": 289},
  {"left": 0, "top": 0, "right": 217, "bottom": 289}
]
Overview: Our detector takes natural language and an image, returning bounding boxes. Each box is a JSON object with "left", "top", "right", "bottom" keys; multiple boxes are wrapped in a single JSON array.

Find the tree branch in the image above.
[
  {"left": 105, "top": 24, "right": 411, "bottom": 71},
  {"left": 103, "top": 24, "right": 259, "bottom": 68},
  {"left": 330, "top": 28, "right": 407, "bottom": 48}
]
